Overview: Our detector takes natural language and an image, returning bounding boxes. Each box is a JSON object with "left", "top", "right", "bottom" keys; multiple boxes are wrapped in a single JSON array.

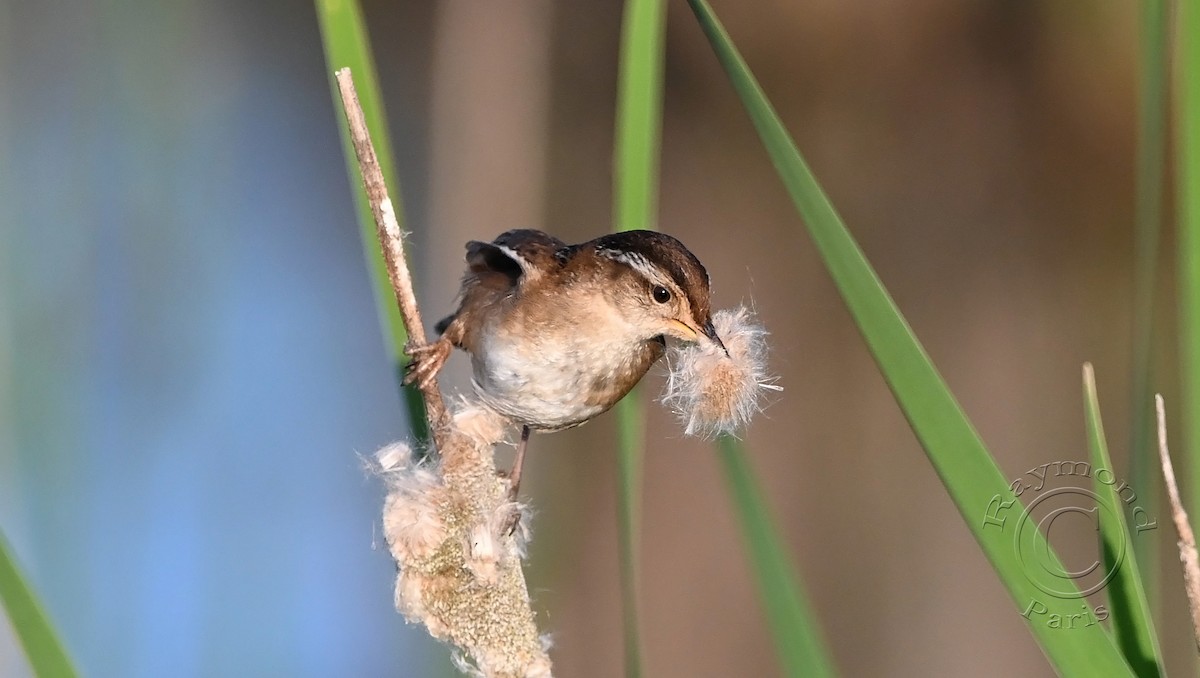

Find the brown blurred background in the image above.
[
  {"left": 399, "top": 0, "right": 1190, "bottom": 676},
  {"left": 2, "top": 0, "right": 1193, "bottom": 676}
]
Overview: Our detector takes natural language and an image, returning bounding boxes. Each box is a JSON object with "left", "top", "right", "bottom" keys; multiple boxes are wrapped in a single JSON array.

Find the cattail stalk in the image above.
[
  {"left": 336, "top": 68, "right": 551, "bottom": 677},
  {"left": 1155, "top": 395, "right": 1200, "bottom": 654}
]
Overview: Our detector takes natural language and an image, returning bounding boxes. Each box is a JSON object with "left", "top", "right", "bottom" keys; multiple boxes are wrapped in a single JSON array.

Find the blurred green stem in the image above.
[
  {"left": 614, "top": 395, "right": 646, "bottom": 678},
  {"left": 1177, "top": 2, "right": 1200, "bottom": 673},
  {"left": 612, "top": 0, "right": 666, "bottom": 675},
  {"left": 1180, "top": 0, "right": 1200, "bottom": 501},
  {"left": 1181, "top": 0, "right": 1200, "bottom": 537},
  {"left": 717, "top": 438, "right": 835, "bottom": 678},
  {"left": 315, "top": 0, "right": 428, "bottom": 441},
  {"left": 615, "top": 0, "right": 666, "bottom": 231},
  {"left": 1130, "top": 0, "right": 1166, "bottom": 589}
]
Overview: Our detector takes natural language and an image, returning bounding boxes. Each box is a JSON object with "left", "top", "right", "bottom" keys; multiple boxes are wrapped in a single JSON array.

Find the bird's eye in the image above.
[{"left": 652, "top": 285, "right": 672, "bottom": 304}]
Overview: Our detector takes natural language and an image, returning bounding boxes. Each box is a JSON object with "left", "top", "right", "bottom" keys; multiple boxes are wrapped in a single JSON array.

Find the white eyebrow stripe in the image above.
[
  {"left": 496, "top": 244, "right": 533, "bottom": 274},
  {"left": 597, "top": 245, "right": 699, "bottom": 320},
  {"left": 597, "top": 248, "right": 660, "bottom": 283}
]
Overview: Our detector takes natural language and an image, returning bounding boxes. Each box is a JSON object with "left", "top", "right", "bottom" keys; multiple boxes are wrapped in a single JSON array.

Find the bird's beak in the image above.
[
  {"left": 669, "top": 318, "right": 728, "bottom": 355},
  {"left": 701, "top": 318, "right": 729, "bottom": 356},
  {"left": 668, "top": 319, "right": 700, "bottom": 341}
]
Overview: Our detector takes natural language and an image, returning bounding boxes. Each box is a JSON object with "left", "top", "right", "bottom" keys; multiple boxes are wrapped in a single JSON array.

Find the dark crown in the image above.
[{"left": 589, "top": 230, "right": 712, "bottom": 321}]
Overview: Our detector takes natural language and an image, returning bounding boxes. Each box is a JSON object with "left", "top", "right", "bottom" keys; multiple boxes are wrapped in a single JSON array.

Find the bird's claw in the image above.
[
  {"left": 502, "top": 502, "right": 522, "bottom": 537},
  {"left": 503, "top": 514, "right": 520, "bottom": 537},
  {"left": 403, "top": 338, "right": 451, "bottom": 389}
]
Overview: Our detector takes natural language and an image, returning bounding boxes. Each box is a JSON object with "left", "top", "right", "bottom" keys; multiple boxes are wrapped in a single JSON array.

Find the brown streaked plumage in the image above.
[{"left": 405, "top": 228, "right": 723, "bottom": 512}]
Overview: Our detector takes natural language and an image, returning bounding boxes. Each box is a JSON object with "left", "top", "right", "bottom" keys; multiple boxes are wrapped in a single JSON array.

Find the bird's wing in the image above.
[
  {"left": 464, "top": 229, "right": 567, "bottom": 290},
  {"left": 436, "top": 230, "right": 567, "bottom": 341}
]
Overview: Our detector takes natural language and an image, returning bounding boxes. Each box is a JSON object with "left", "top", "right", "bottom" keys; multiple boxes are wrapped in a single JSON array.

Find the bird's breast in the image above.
[{"left": 469, "top": 330, "right": 661, "bottom": 431}]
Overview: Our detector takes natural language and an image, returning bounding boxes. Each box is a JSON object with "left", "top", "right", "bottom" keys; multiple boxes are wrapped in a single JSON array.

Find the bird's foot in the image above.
[
  {"left": 490, "top": 469, "right": 523, "bottom": 536},
  {"left": 501, "top": 494, "right": 523, "bottom": 537},
  {"left": 502, "top": 513, "right": 522, "bottom": 537},
  {"left": 501, "top": 425, "right": 530, "bottom": 536},
  {"left": 402, "top": 337, "right": 452, "bottom": 390}
]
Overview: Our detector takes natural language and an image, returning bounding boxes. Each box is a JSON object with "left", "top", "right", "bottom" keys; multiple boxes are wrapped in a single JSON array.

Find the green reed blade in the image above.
[
  {"left": 684, "top": 0, "right": 1133, "bottom": 674},
  {"left": 1084, "top": 365, "right": 1163, "bottom": 677},
  {"left": 0, "top": 531, "right": 77, "bottom": 678}
]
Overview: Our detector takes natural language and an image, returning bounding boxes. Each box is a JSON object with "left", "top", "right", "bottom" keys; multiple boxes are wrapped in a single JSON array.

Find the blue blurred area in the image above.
[{"left": 0, "top": 1, "right": 433, "bottom": 674}]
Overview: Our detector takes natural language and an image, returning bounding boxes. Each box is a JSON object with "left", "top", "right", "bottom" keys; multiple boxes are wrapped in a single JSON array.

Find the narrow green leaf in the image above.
[
  {"left": 1178, "top": 0, "right": 1200, "bottom": 542},
  {"left": 1129, "top": 0, "right": 1166, "bottom": 596},
  {"left": 314, "top": 0, "right": 427, "bottom": 441},
  {"left": 612, "top": 0, "right": 666, "bottom": 674},
  {"left": 718, "top": 437, "right": 836, "bottom": 678},
  {"left": 685, "top": 0, "right": 1132, "bottom": 673},
  {"left": 1084, "top": 364, "right": 1163, "bottom": 677},
  {"left": 0, "top": 531, "right": 77, "bottom": 678}
]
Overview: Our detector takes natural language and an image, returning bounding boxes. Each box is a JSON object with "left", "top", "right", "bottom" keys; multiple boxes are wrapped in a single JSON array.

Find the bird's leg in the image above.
[
  {"left": 402, "top": 336, "right": 452, "bottom": 390},
  {"left": 503, "top": 425, "right": 531, "bottom": 536},
  {"left": 508, "top": 425, "right": 531, "bottom": 500}
]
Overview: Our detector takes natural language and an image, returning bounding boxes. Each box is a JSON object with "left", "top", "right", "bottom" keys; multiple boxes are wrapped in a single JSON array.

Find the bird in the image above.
[{"left": 405, "top": 228, "right": 725, "bottom": 505}]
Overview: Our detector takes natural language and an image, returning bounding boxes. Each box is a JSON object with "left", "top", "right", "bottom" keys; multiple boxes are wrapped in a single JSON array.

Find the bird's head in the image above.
[{"left": 589, "top": 230, "right": 727, "bottom": 354}]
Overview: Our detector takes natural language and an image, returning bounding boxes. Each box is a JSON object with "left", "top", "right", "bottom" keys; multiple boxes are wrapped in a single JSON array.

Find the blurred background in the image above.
[{"left": 0, "top": 0, "right": 1193, "bottom": 676}]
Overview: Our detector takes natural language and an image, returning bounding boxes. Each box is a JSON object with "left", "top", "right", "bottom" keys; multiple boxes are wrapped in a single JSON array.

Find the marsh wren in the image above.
[{"left": 406, "top": 229, "right": 725, "bottom": 500}]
